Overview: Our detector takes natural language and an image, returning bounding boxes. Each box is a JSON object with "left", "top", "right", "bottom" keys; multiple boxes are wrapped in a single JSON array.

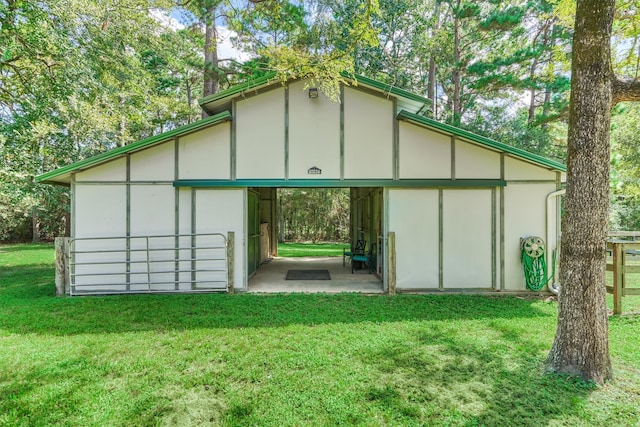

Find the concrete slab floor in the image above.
[{"left": 248, "top": 257, "right": 384, "bottom": 294}]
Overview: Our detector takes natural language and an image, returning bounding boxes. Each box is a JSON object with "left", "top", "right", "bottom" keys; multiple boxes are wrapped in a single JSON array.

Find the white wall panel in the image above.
[
  {"left": 73, "top": 184, "right": 127, "bottom": 292},
  {"left": 76, "top": 158, "right": 126, "bottom": 182},
  {"left": 130, "top": 142, "right": 174, "bottom": 181},
  {"left": 179, "top": 124, "right": 230, "bottom": 179},
  {"left": 503, "top": 183, "right": 556, "bottom": 290},
  {"left": 388, "top": 189, "right": 439, "bottom": 289},
  {"left": 130, "top": 185, "right": 174, "bottom": 236},
  {"left": 288, "top": 81, "right": 341, "bottom": 179},
  {"left": 504, "top": 156, "right": 557, "bottom": 181},
  {"left": 130, "top": 185, "right": 175, "bottom": 290},
  {"left": 178, "top": 188, "right": 192, "bottom": 288},
  {"left": 455, "top": 141, "right": 501, "bottom": 179},
  {"left": 443, "top": 190, "right": 492, "bottom": 288},
  {"left": 236, "top": 89, "right": 285, "bottom": 178},
  {"left": 399, "top": 123, "right": 451, "bottom": 179},
  {"left": 344, "top": 88, "right": 393, "bottom": 178},
  {"left": 75, "top": 184, "right": 127, "bottom": 238},
  {"left": 195, "top": 189, "right": 245, "bottom": 290}
]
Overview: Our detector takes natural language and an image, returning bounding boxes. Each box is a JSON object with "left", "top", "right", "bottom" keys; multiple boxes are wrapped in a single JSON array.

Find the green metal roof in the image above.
[
  {"left": 397, "top": 110, "right": 566, "bottom": 172},
  {"left": 339, "top": 72, "right": 430, "bottom": 112},
  {"left": 198, "top": 72, "right": 280, "bottom": 114},
  {"left": 36, "top": 111, "right": 231, "bottom": 184},
  {"left": 199, "top": 72, "right": 431, "bottom": 116}
]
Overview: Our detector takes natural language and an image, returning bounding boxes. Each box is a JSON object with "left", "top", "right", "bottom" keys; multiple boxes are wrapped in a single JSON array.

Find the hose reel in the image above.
[
  {"left": 522, "top": 236, "right": 545, "bottom": 259},
  {"left": 520, "top": 236, "right": 555, "bottom": 291}
]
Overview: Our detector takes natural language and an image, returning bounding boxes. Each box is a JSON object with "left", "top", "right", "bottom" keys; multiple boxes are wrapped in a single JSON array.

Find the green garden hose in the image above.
[{"left": 521, "top": 236, "right": 556, "bottom": 291}]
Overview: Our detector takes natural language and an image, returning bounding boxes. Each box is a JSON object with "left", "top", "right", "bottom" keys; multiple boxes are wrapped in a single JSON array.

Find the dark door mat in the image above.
[{"left": 285, "top": 269, "right": 331, "bottom": 280}]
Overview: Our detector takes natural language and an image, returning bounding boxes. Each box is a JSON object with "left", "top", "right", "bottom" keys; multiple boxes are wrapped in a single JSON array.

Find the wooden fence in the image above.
[{"left": 607, "top": 232, "right": 640, "bottom": 315}]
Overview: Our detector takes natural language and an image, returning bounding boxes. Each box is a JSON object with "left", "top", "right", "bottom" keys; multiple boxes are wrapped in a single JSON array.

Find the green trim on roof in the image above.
[
  {"left": 199, "top": 72, "right": 279, "bottom": 108},
  {"left": 36, "top": 111, "right": 232, "bottom": 184},
  {"left": 174, "top": 179, "right": 506, "bottom": 188},
  {"left": 397, "top": 110, "right": 566, "bottom": 172},
  {"left": 341, "top": 72, "right": 431, "bottom": 106}
]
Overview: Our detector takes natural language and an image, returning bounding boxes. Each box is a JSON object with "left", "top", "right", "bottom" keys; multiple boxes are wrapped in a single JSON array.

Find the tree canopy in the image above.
[{"left": 1, "top": 2, "right": 638, "bottom": 230}]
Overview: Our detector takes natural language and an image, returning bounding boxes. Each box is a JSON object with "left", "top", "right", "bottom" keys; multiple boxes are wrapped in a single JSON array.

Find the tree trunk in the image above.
[
  {"left": 528, "top": 88, "right": 537, "bottom": 124},
  {"left": 202, "top": 5, "right": 219, "bottom": 119},
  {"left": 278, "top": 192, "right": 285, "bottom": 243},
  {"left": 64, "top": 210, "right": 71, "bottom": 238},
  {"left": 545, "top": 0, "right": 615, "bottom": 384},
  {"left": 541, "top": 86, "right": 551, "bottom": 130},
  {"left": 427, "top": 1, "right": 440, "bottom": 119},
  {"left": 527, "top": 56, "right": 540, "bottom": 124},
  {"left": 428, "top": 56, "right": 436, "bottom": 118},
  {"left": 451, "top": 4, "right": 462, "bottom": 127},
  {"left": 118, "top": 96, "right": 127, "bottom": 147},
  {"left": 186, "top": 77, "right": 193, "bottom": 123},
  {"left": 32, "top": 209, "right": 41, "bottom": 243},
  {"left": 541, "top": 24, "right": 556, "bottom": 130}
]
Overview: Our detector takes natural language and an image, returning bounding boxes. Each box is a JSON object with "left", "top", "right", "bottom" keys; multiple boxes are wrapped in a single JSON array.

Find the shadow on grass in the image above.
[
  {"left": 0, "top": 265, "right": 556, "bottom": 336},
  {"left": 359, "top": 322, "right": 596, "bottom": 426}
]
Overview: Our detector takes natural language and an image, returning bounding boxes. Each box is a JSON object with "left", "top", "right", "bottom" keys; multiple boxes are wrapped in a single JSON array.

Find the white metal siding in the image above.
[
  {"left": 503, "top": 183, "right": 555, "bottom": 290},
  {"left": 236, "top": 89, "right": 285, "bottom": 178},
  {"left": 179, "top": 123, "right": 231, "bottom": 179},
  {"left": 288, "top": 81, "right": 341, "bottom": 179},
  {"left": 399, "top": 123, "right": 452, "bottom": 179},
  {"left": 194, "top": 189, "right": 245, "bottom": 290},
  {"left": 504, "top": 156, "right": 557, "bottom": 181},
  {"left": 455, "top": 141, "right": 501, "bottom": 179},
  {"left": 129, "top": 185, "right": 176, "bottom": 291},
  {"left": 388, "top": 189, "right": 439, "bottom": 289},
  {"left": 442, "top": 190, "right": 492, "bottom": 288},
  {"left": 75, "top": 184, "right": 127, "bottom": 238},
  {"left": 75, "top": 158, "right": 126, "bottom": 182},
  {"left": 130, "top": 185, "right": 175, "bottom": 235},
  {"left": 178, "top": 188, "right": 193, "bottom": 288},
  {"left": 130, "top": 142, "right": 174, "bottom": 181},
  {"left": 343, "top": 87, "right": 393, "bottom": 179},
  {"left": 73, "top": 184, "right": 127, "bottom": 291}
]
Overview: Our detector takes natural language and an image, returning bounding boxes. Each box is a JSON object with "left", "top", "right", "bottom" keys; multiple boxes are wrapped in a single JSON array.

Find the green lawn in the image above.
[
  {"left": 1, "top": 244, "right": 640, "bottom": 426},
  {"left": 277, "top": 242, "right": 347, "bottom": 257}
]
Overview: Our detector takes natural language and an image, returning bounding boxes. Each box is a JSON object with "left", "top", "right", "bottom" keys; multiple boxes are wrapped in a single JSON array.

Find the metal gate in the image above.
[{"left": 69, "top": 233, "right": 229, "bottom": 295}]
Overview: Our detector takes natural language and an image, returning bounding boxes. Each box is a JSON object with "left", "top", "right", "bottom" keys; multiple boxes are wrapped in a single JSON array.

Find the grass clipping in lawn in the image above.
[{"left": 1, "top": 244, "right": 640, "bottom": 426}]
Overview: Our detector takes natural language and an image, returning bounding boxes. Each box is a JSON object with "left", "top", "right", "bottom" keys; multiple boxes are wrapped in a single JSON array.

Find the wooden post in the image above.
[
  {"left": 613, "top": 242, "right": 623, "bottom": 315},
  {"left": 55, "top": 237, "right": 70, "bottom": 296},
  {"left": 388, "top": 232, "right": 396, "bottom": 295},
  {"left": 227, "top": 231, "right": 235, "bottom": 294}
]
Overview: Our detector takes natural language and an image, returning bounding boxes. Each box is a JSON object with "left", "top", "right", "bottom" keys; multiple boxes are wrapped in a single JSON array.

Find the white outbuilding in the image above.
[{"left": 37, "top": 74, "right": 565, "bottom": 295}]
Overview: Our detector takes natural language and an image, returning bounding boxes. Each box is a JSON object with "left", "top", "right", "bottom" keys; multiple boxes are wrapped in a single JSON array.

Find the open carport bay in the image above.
[{"left": 248, "top": 257, "right": 383, "bottom": 293}]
